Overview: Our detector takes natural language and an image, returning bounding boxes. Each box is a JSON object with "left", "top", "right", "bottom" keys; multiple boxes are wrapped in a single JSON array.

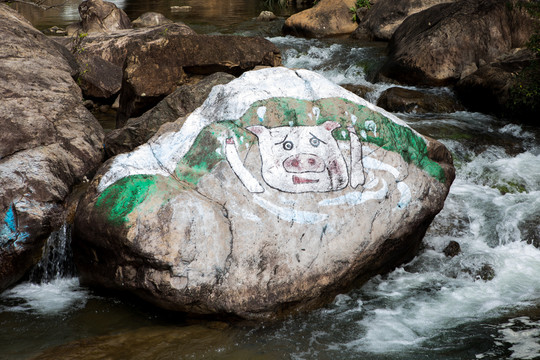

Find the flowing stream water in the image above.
[{"left": 2, "top": 1, "right": 540, "bottom": 359}]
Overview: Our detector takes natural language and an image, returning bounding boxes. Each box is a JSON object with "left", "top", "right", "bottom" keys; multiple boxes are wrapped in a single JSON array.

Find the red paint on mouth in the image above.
[{"left": 293, "top": 175, "right": 319, "bottom": 184}]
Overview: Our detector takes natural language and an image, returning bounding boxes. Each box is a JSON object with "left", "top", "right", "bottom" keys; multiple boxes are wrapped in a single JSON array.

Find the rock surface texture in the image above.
[
  {"left": 283, "top": 0, "right": 358, "bottom": 37},
  {"left": 0, "top": 5, "right": 104, "bottom": 292},
  {"left": 377, "top": 87, "right": 464, "bottom": 114},
  {"left": 73, "top": 67, "right": 454, "bottom": 320},
  {"left": 378, "top": 0, "right": 538, "bottom": 86},
  {"left": 131, "top": 12, "right": 173, "bottom": 28}
]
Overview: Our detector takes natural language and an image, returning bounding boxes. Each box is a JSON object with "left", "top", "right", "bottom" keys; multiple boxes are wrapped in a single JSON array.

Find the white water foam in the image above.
[{"left": 0, "top": 278, "right": 89, "bottom": 315}]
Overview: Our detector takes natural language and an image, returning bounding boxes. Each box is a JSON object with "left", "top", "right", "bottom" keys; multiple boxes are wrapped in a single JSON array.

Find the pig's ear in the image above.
[
  {"left": 246, "top": 125, "right": 268, "bottom": 138},
  {"left": 321, "top": 121, "right": 341, "bottom": 132}
]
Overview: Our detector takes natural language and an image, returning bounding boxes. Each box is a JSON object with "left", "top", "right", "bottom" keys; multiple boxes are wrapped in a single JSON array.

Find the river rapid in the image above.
[{"left": 2, "top": 1, "right": 540, "bottom": 359}]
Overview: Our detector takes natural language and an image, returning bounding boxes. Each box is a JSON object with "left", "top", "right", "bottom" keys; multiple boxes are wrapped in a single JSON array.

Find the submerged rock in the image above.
[
  {"left": 283, "top": 0, "right": 358, "bottom": 37},
  {"left": 257, "top": 11, "right": 277, "bottom": 22},
  {"left": 0, "top": 4, "right": 104, "bottom": 292},
  {"left": 378, "top": 0, "right": 537, "bottom": 86},
  {"left": 443, "top": 240, "right": 461, "bottom": 257},
  {"left": 73, "top": 67, "right": 454, "bottom": 320},
  {"left": 132, "top": 12, "right": 173, "bottom": 28}
]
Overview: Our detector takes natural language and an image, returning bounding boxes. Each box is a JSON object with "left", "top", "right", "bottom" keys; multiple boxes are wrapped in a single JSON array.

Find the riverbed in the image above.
[{"left": 2, "top": 1, "right": 540, "bottom": 359}]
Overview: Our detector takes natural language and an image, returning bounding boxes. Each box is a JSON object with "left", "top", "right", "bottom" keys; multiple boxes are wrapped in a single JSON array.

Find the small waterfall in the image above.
[{"left": 30, "top": 223, "right": 76, "bottom": 283}]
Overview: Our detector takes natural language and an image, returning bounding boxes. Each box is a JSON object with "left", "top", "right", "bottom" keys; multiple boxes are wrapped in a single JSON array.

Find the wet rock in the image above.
[
  {"left": 104, "top": 72, "right": 236, "bottom": 158},
  {"left": 443, "top": 240, "right": 461, "bottom": 257},
  {"left": 455, "top": 49, "right": 537, "bottom": 118},
  {"left": 354, "top": 0, "right": 454, "bottom": 41},
  {"left": 73, "top": 67, "right": 454, "bottom": 320},
  {"left": 282, "top": 0, "right": 358, "bottom": 37},
  {"left": 476, "top": 264, "right": 495, "bottom": 281},
  {"left": 79, "top": 0, "right": 132, "bottom": 34},
  {"left": 376, "top": 87, "right": 464, "bottom": 114},
  {"left": 117, "top": 34, "right": 282, "bottom": 127},
  {"left": 378, "top": 0, "right": 537, "bottom": 86},
  {"left": 0, "top": 4, "right": 104, "bottom": 292},
  {"left": 132, "top": 12, "right": 173, "bottom": 28},
  {"left": 257, "top": 10, "right": 277, "bottom": 21}
]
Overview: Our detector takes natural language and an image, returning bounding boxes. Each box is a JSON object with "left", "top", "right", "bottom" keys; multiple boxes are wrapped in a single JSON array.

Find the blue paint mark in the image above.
[
  {"left": 1, "top": 204, "right": 29, "bottom": 249},
  {"left": 5, "top": 205, "right": 17, "bottom": 233}
]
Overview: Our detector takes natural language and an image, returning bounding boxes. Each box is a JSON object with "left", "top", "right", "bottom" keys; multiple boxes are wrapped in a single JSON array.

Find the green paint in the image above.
[{"left": 96, "top": 175, "right": 158, "bottom": 225}]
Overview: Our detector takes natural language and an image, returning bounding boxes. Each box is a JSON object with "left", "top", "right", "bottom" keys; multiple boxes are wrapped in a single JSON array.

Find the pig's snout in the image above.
[{"left": 283, "top": 154, "right": 325, "bottom": 173}]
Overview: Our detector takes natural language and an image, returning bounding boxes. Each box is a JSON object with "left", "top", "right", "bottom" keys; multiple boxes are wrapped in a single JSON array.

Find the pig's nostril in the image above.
[
  {"left": 308, "top": 158, "right": 316, "bottom": 166},
  {"left": 291, "top": 159, "right": 300, "bottom": 168}
]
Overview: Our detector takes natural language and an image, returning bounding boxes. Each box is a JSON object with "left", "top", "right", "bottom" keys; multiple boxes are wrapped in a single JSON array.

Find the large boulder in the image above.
[
  {"left": 282, "top": 0, "right": 358, "bottom": 37},
  {"left": 117, "top": 34, "right": 282, "bottom": 127},
  {"left": 79, "top": 0, "right": 132, "bottom": 34},
  {"left": 57, "top": 23, "right": 197, "bottom": 102},
  {"left": 0, "top": 5, "right": 104, "bottom": 291},
  {"left": 104, "top": 72, "right": 236, "bottom": 158},
  {"left": 378, "top": 0, "right": 538, "bottom": 86},
  {"left": 353, "top": 0, "right": 454, "bottom": 41},
  {"left": 73, "top": 67, "right": 454, "bottom": 320}
]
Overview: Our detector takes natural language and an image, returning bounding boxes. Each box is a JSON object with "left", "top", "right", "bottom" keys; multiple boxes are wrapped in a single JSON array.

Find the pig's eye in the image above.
[
  {"left": 309, "top": 133, "right": 326, "bottom": 148},
  {"left": 283, "top": 141, "right": 294, "bottom": 150}
]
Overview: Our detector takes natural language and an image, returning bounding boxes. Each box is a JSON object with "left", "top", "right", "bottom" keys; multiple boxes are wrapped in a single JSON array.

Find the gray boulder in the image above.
[
  {"left": 378, "top": 0, "right": 538, "bottom": 86},
  {"left": 0, "top": 4, "right": 104, "bottom": 291},
  {"left": 73, "top": 67, "right": 454, "bottom": 320}
]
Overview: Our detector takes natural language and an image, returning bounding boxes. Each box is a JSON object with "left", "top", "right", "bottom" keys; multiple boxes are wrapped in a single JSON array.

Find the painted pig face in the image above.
[{"left": 247, "top": 121, "right": 349, "bottom": 193}]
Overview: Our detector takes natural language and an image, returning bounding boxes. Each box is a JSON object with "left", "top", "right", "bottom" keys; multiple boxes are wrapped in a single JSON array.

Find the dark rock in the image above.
[
  {"left": 476, "top": 263, "right": 495, "bottom": 281},
  {"left": 341, "top": 83, "right": 373, "bottom": 99},
  {"left": 117, "top": 34, "right": 282, "bottom": 127},
  {"left": 377, "top": 87, "right": 464, "bottom": 113},
  {"left": 378, "top": 0, "right": 538, "bottom": 86},
  {"left": 73, "top": 67, "right": 454, "bottom": 320},
  {"left": 0, "top": 4, "right": 104, "bottom": 292},
  {"left": 354, "top": 0, "right": 454, "bottom": 41},
  {"left": 104, "top": 72, "right": 236, "bottom": 158},
  {"left": 132, "top": 12, "right": 173, "bottom": 28},
  {"left": 443, "top": 240, "right": 461, "bottom": 257},
  {"left": 455, "top": 49, "right": 537, "bottom": 118},
  {"left": 79, "top": 0, "right": 132, "bottom": 34},
  {"left": 282, "top": 0, "right": 358, "bottom": 37}
]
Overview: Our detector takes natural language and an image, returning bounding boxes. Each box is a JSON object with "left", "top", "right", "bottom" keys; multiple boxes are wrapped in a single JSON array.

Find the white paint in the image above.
[
  {"left": 319, "top": 179, "right": 388, "bottom": 206},
  {"left": 224, "top": 139, "right": 264, "bottom": 193},
  {"left": 365, "top": 120, "right": 377, "bottom": 137},
  {"left": 257, "top": 106, "right": 266, "bottom": 122},
  {"left": 253, "top": 195, "right": 328, "bottom": 224},
  {"left": 397, "top": 181, "right": 412, "bottom": 209},
  {"left": 97, "top": 67, "right": 427, "bottom": 192}
]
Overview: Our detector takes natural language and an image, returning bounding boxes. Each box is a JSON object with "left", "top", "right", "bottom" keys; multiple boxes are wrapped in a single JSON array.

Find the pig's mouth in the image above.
[{"left": 292, "top": 175, "right": 319, "bottom": 184}]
